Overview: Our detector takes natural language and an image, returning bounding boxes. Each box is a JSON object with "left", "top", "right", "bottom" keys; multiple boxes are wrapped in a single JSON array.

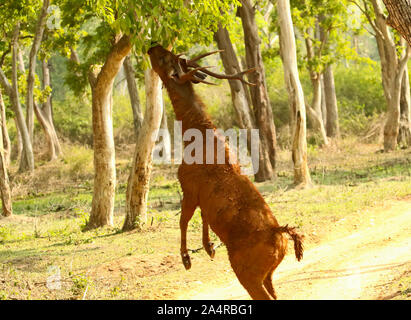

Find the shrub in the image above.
[
  {"left": 62, "top": 145, "right": 94, "bottom": 180},
  {"left": 53, "top": 93, "right": 93, "bottom": 145}
]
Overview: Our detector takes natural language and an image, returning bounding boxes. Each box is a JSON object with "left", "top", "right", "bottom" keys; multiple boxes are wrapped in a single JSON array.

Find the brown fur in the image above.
[{"left": 148, "top": 46, "right": 303, "bottom": 300}]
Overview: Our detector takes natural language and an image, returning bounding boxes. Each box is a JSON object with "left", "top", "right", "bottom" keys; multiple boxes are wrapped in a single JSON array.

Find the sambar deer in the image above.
[{"left": 148, "top": 45, "right": 303, "bottom": 300}]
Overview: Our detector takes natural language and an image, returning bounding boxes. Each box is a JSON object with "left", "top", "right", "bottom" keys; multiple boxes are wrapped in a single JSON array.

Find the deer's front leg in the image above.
[
  {"left": 201, "top": 214, "right": 215, "bottom": 259},
  {"left": 180, "top": 197, "right": 196, "bottom": 270}
]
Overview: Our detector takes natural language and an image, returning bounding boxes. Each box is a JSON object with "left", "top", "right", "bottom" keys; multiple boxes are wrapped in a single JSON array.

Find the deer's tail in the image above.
[{"left": 275, "top": 225, "right": 304, "bottom": 262}]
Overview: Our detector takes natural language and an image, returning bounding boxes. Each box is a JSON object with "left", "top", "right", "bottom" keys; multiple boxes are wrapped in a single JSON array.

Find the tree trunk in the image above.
[
  {"left": 34, "top": 101, "right": 58, "bottom": 161},
  {"left": 0, "top": 93, "right": 12, "bottom": 217},
  {"left": 86, "top": 35, "right": 131, "bottom": 230},
  {"left": 214, "top": 25, "right": 263, "bottom": 176},
  {"left": 26, "top": 0, "right": 49, "bottom": 141},
  {"left": 239, "top": 0, "right": 277, "bottom": 182},
  {"left": 323, "top": 65, "right": 340, "bottom": 138},
  {"left": 0, "top": 90, "right": 11, "bottom": 167},
  {"left": 161, "top": 109, "right": 171, "bottom": 161},
  {"left": 398, "top": 65, "right": 411, "bottom": 147},
  {"left": 123, "top": 69, "right": 164, "bottom": 231},
  {"left": 320, "top": 75, "right": 327, "bottom": 127},
  {"left": 123, "top": 55, "right": 143, "bottom": 139},
  {"left": 277, "top": 0, "right": 312, "bottom": 189},
  {"left": 12, "top": 117, "right": 23, "bottom": 162},
  {"left": 0, "top": 23, "right": 34, "bottom": 172},
  {"left": 304, "top": 34, "right": 329, "bottom": 146},
  {"left": 382, "top": 0, "right": 411, "bottom": 46},
  {"left": 39, "top": 59, "right": 62, "bottom": 160},
  {"left": 371, "top": 0, "right": 411, "bottom": 151},
  {"left": 214, "top": 26, "right": 255, "bottom": 132}
]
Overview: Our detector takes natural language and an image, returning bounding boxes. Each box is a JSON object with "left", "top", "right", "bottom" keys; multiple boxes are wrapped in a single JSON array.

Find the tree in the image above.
[
  {"left": 382, "top": 0, "right": 411, "bottom": 46},
  {"left": 26, "top": 0, "right": 50, "bottom": 141},
  {"left": 213, "top": 25, "right": 257, "bottom": 171},
  {"left": 398, "top": 65, "right": 411, "bottom": 146},
  {"left": 120, "top": 0, "right": 239, "bottom": 231},
  {"left": 60, "top": 0, "right": 239, "bottom": 230},
  {"left": 123, "top": 69, "right": 163, "bottom": 231},
  {"left": 123, "top": 55, "right": 143, "bottom": 139},
  {"left": 33, "top": 58, "right": 62, "bottom": 161},
  {"left": 277, "top": 0, "right": 312, "bottom": 188},
  {"left": 354, "top": 0, "right": 411, "bottom": 151},
  {"left": 0, "top": 90, "right": 11, "bottom": 167},
  {"left": 290, "top": 0, "right": 359, "bottom": 145},
  {"left": 0, "top": 23, "right": 35, "bottom": 172},
  {"left": 86, "top": 35, "right": 132, "bottom": 229},
  {"left": 303, "top": 24, "right": 330, "bottom": 145},
  {"left": 323, "top": 64, "right": 340, "bottom": 138},
  {"left": 239, "top": 0, "right": 278, "bottom": 181},
  {"left": 0, "top": 98, "right": 12, "bottom": 217}
]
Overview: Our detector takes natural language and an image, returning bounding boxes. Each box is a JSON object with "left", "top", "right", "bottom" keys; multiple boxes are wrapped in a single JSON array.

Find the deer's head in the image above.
[{"left": 148, "top": 45, "right": 256, "bottom": 86}]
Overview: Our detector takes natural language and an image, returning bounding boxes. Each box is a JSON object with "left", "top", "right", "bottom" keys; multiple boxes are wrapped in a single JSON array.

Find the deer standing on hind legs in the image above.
[{"left": 148, "top": 45, "right": 304, "bottom": 300}]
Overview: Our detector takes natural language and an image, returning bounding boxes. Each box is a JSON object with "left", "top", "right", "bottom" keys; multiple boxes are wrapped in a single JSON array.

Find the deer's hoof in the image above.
[
  {"left": 181, "top": 253, "right": 191, "bottom": 270},
  {"left": 206, "top": 242, "right": 215, "bottom": 259}
]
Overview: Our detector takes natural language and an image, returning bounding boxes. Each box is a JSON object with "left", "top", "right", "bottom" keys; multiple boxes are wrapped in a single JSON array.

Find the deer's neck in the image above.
[{"left": 164, "top": 81, "right": 214, "bottom": 133}]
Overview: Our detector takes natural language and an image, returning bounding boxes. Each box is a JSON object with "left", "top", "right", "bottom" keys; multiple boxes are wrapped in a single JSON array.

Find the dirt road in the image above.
[{"left": 179, "top": 200, "right": 411, "bottom": 300}]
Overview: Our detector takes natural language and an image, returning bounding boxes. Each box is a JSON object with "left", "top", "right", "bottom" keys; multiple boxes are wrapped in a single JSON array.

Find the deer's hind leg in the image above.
[
  {"left": 263, "top": 266, "right": 277, "bottom": 299},
  {"left": 228, "top": 247, "right": 274, "bottom": 300},
  {"left": 234, "top": 269, "right": 273, "bottom": 300},
  {"left": 263, "top": 231, "right": 288, "bottom": 299}
]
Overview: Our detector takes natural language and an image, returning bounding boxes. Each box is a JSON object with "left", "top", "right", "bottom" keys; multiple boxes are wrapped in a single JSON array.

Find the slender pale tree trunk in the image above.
[
  {"left": 277, "top": 0, "right": 312, "bottom": 188},
  {"left": 0, "top": 90, "right": 11, "bottom": 167},
  {"left": 320, "top": 75, "right": 327, "bottom": 127},
  {"left": 37, "top": 59, "right": 62, "bottom": 161},
  {"left": 160, "top": 110, "right": 171, "bottom": 160},
  {"left": 304, "top": 34, "right": 329, "bottom": 146},
  {"left": 123, "top": 55, "right": 143, "bottom": 139},
  {"left": 323, "top": 65, "right": 340, "bottom": 138},
  {"left": 398, "top": 65, "right": 411, "bottom": 147},
  {"left": 382, "top": 0, "right": 411, "bottom": 46},
  {"left": 86, "top": 35, "right": 131, "bottom": 230},
  {"left": 123, "top": 69, "right": 164, "bottom": 231},
  {"left": 12, "top": 118, "right": 23, "bottom": 162},
  {"left": 214, "top": 26, "right": 255, "bottom": 132},
  {"left": 239, "top": 0, "right": 277, "bottom": 182},
  {"left": 0, "top": 95, "right": 12, "bottom": 217},
  {"left": 0, "top": 23, "right": 34, "bottom": 172},
  {"left": 214, "top": 25, "right": 264, "bottom": 176},
  {"left": 15, "top": 46, "right": 26, "bottom": 164},
  {"left": 26, "top": 0, "right": 49, "bottom": 141}
]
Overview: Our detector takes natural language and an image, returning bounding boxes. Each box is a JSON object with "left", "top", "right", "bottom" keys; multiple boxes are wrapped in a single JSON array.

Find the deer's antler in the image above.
[
  {"left": 183, "top": 49, "right": 256, "bottom": 86},
  {"left": 173, "top": 49, "right": 257, "bottom": 86},
  {"left": 188, "top": 61, "right": 257, "bottom": 86}
]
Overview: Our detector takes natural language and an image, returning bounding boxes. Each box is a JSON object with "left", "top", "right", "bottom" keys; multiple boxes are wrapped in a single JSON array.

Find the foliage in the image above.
[
  {"left": 54, "top": 0, "right": 241, "bottom": 94},
  {"left": 334, "top": 62, "right": 386, "bottom": 135},
  {"left": 53, "top": 92, "right": 92, "bottom": 144},
  {"left": 288, "top": 0, "right": 368, "bottom": 73}
]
